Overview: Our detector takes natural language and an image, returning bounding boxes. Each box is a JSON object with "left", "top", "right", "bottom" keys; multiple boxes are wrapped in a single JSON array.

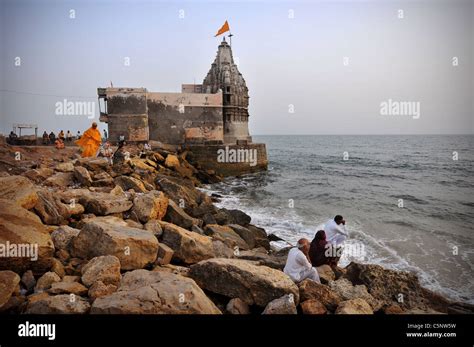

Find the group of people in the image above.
[
  {"left": 42, "top": 130, "right": 80, "bottom": 148},
  {"left": 284, "top": 215, "right": 348, "bottom": 284}
]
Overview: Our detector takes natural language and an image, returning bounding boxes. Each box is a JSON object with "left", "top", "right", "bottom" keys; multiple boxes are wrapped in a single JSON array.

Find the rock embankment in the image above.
[{"left": 0, "top": 143, "right": 471, "bottom": 315}]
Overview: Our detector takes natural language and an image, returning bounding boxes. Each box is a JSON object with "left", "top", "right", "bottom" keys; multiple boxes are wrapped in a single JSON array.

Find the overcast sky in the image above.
[{"left": 1, "top": 0, "right": 473, "bottom": 136}]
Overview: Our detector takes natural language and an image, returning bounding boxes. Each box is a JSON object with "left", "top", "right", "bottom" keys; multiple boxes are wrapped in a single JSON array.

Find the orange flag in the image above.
[{"left": 215, "top": 20, "right": 230, "bottom": 37}]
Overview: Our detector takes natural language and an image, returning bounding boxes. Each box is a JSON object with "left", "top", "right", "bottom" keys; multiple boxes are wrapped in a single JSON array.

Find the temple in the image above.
[{"left": 98, "top": 37, "right": 267, "bottom": 176}]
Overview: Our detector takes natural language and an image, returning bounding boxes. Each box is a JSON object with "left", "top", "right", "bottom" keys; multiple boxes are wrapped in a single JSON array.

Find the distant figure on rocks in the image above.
[
  {"left": 49, "top": 131, "right": 56, "bottom": 144},
  {"left": 324, "top": 215, "right": 348, "bottom": 246},
  {"left": 76, "top": 130, "right": 81, "bottom": 139},
  {"left": 66, "top": 130, "right": 73, "bottom": 142},
  {"left": 42, "top": 131, "right": 49, "bottom": 145},
  {"left": 55, "top": 138, "right": 65, "bottom": 149},
  {"left": 309, "top": 230, "right": 337, "bottom": 267},
  {"left": 103, "top": 129, "right": 108, "bottom": 140},
  {"left": 75, "top": 122, "right": 102, "bottom": 157},
  {"left": 58, "top": 130, "right": 65, "bottom": 141},
  {"left": 284, "top": 238, "right": 321, "bottom": 283},
  {"left": 112, "top": 139, "right": 128, "bottom": 166}
]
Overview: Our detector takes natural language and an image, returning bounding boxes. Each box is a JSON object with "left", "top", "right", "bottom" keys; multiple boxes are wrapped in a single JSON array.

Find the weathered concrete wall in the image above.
[
  {"left": 99, "top": 88, "right": 149, "bottom": 143},
  {"left": 185, "top": 143, "right": 268, "bottom": 177},
  {"left": 147, "top": 92, "right": 223, "bottom": 145}
]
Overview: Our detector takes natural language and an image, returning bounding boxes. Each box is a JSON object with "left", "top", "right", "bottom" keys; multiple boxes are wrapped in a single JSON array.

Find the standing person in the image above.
[
  {"left": 66, "top": 130, "right": 73, "bottom": 142},
  {"left": 75, "top": 122, "right": 102, "bottom": 157},
  {"left": 42, "top": 131, "right": 49, "bottom": 145},
  {"left": 76, "top": 130, "right": 81, "bottom": 139},
  {"left": 324, "top": 215, "right": 348, "bottom": 246},
  {"left": 58, "top": 130, "right": 65, "bottom": 141},
  {"left": 49, "top": 131, "right": 56, "bottom": 144},
  {"left": 103, "top": 129, "right": 108, "bottom": 140},
  {"left": 283, "top": 238, "right": 321, "bottom": 283}
]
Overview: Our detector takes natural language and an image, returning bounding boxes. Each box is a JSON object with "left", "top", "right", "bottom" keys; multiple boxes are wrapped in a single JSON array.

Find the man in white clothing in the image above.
[
  {"left": 284, "top": 238, "right": 321, "bottom": 283},
  {"left": 324, "top": 215, "right": 348, "bottom": 246}
]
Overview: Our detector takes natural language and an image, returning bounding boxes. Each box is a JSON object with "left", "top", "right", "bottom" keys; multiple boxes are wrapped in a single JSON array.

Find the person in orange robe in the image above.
[{"left": 75, "top": 122, "right": 102, "bottom": 157}]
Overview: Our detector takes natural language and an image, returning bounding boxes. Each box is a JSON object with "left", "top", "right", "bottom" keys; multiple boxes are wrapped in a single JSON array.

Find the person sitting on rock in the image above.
[
  {"left": 55, "top": 138, "right": 65, "bottom": 149},
  {"left": 309, "top": 230, "right": 338, "bottom": 267},
  {"left": 284, "top": 238, "right": 321, "bottom": 283},
  {"left": 324, "top": 215, "right": 348, "bottom": 246}
]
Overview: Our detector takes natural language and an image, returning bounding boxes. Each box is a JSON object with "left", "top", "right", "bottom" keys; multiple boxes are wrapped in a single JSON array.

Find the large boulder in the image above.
[
  {"left": 245, "top": 225, "right": 270, "bottom": 250},
  {"left": 35, "top": 272, "right": 61, "bottom": 292},
  {"left": 76, "top": 157, "right": 110, "bottom": 172},
  {"left": 0, "top": 175, "right": 38, "bottom": 209},
  {"left": 164, "top": 199, "right": 202, "bottom": 229},
  {"left": 161, "top": 222, "right": 215, "bottom": 264},
  {"left": 262, "top": 294, "right": 297, "bottom": 314},
  {"left": 70, "top": 217, "right": 158, "bottom": 270},
  {"left": 25, "top": 294, "right": 90, "bottom": 314},
  {"left": 91, "top": 269, "right": 221, "bottom": 314},
  {"left": 219, "top": 208, "right": 251, "bottom": 226},
  {"left": 236, "top": 249, "right": 286, "bottom": 270},
  {"left": 23, "top": 168, "right": 54, "bottom": 184},
  {"left": 0, "top": 199, "right": 55, "bottom": 274},
  {"left": 81, "top": 255, "right": 121, "bottom": 287},
  {"left": 316, "top": 265, "right": 336, "bottom": 284},
  {"left": 204, "top": 224, "right": 249, "bottom": 250},
  {"left": 298, "top": 279, "right": 342, "bottom": 311},
  {"left": 189, "top": 258, "right": 299, "bottom": 307},
  {"left": 131, "top": 190, "right": 168, "bottom": 223},
  {"left": 0, "top": 271, "right": 20, "bottom": 308},
  {"left": 335, "top": 298, "right": 374, "bottom": 314},
  {"left": 155, "top": 176, "right": 205, "bottom": 214},
  {"left": 329, "top": 278, "right": 382, "bottom": 311},
  {"left": 33, "top": 190, "right": 72, "bottom": 225},
  {"left": 344, "top": 262, "right": 429, "bottom": 310}
]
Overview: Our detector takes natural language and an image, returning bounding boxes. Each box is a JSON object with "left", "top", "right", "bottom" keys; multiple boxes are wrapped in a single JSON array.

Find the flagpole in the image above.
[{"left": 228, "top": 32, "right": 233, "bottom": 47}]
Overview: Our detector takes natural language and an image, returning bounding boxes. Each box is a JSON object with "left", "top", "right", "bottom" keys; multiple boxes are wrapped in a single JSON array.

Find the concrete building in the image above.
[{"left": 98, "top": 37, "right": 267, "bottom": 176}]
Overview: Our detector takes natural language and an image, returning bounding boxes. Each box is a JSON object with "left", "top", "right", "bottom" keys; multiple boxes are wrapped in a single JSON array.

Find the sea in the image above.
[{"left": 201, "top": 135, "right": 474, "bottom": 304}]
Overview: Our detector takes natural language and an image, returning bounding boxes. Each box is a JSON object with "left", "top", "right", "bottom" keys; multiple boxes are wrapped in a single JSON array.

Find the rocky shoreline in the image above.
[{"left": 0, "top": 142, "right": 472, "bottom": 315}]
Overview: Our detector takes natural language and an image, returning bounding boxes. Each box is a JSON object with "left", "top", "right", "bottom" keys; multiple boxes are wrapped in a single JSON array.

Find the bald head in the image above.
[{"left": 297, "top": 238, "right": 310, "bottom": 254}]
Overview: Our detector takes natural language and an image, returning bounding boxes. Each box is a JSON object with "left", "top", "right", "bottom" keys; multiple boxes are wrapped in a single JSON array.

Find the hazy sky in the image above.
[{"left": 1, "top": 0, "right": 473, "bottom": 135}]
